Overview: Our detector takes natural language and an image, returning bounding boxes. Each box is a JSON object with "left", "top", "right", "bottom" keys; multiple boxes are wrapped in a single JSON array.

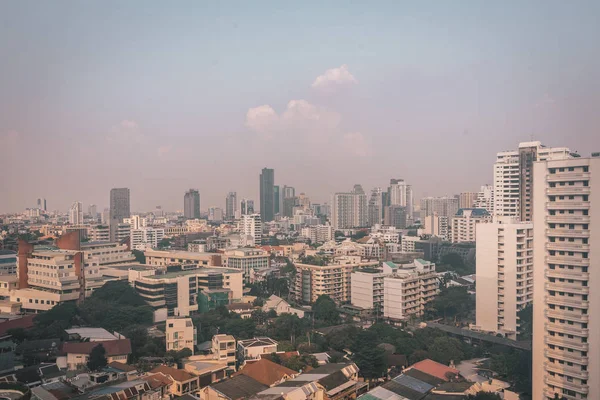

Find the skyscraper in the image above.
[
  {"left": 273, "top": 185, "right": 281, "bottom": 215},
  {"left": 367, "top": 188, "right": 383, "bottom": 226},
  {"left": 388, "top": 179, "right": 414, "bottom": 218},
  {"left": 88, "top": 204, "right": 97, "bottom": 218},
  {"left": 493, "top": 141, "right": 574, "bottom": 221},
  {"left": 109, "top": 188, "right": 130, "bottom": 241},
  {"left": 184, "top": 189, "right": 200, "bottom": 219},
  {"left": 419, "top": 196, "right": 459, "bottom": 221},
  {"left": 68, "top": 201, "right": 83, "bottom": 225},
  {"left": 458, "top": 192, "right": 478, "bottom": 209},
  {"left": 225, "top": 192, "right": 237, "bottom": 219},
  {"left": 532, "top": 155, "right": 598, "bottom": 399},
  {"left": 259, "top": 168, "right": 275, "bottom": 222},
  {"left": 474, "top": 184, "right": 494, "bottom": 212},
  {"left": 331, "top": 184, "right": 367, "bottom": 230}
]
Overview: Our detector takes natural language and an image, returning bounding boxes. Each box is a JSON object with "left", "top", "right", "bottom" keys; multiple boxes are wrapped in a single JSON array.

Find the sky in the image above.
[{"left": 1, "top": 1, "right": 599, "bottom": 213}]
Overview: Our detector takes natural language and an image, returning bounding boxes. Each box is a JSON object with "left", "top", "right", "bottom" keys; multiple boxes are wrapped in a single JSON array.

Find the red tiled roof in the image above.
[
  {"left": 261, "top": 351, "right": 299, "bottom": 362},
  {"left": 108, "top": 361, "right": 137, "bottom": 372},
  {"left": 142, "top": 373, "right": 173, "bottom": 389},
  {"left": 150, "top": 365, "right": 196, "bottom": 382},
  {"left": 234, "top": 358, "right": 297, "bottom": 387},
  {"left": 0, "top": 315, "right": 35, "bottom": 337},
  {"left": 61, "top": 339, "right": 132, "bottom": 356},
  {"left": 409, "top": 359, "right": 459, "bottom": 382}
]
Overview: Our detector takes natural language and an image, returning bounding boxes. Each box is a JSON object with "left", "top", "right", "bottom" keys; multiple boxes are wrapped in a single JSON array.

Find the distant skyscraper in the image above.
[
  {"left": 36, "top": 198, "right": 47, "bottom": 211},
  {"left": 225, "top": 192, "right": 237, "bottom": 219},
  {"left": 331, "top": 184, "right": 367, "bottom": 230},
  {"left": 383, "top": 205, "right": 407, "bottom": 229},
  {"left": 154, "top": 206, "right": 164, "bottom": 217},
  {"left": 37, "top": 198, "right": 41, "bottom": 209},
  {"left": 282, "top": 185, "right": 295, "bottom": 199},
  {"left": 259, "top": 168, "right": 275, "bottom": 222},
  {"left": 419, "top": 196, "right": 459, "bottom": 221},
  {"left": 458, "top": 192, "right": 478, "bottom": 209},
  {"left": 109, "top": 188, "right": 131, "bottom": 241},
  {"left": 474, "top": 184, "right": 494, "bottom": 213},
  {"left": 388, "top": 179, "right": 413, "bottom": 217},
  {"left": 367, "top": 188, "right": 383, "bottom": 226},
  {"left": 88, "top": 204, "right": 97, "bottom": 218},
  {"left": 208, "top": 207, "right": 223, "bottom": 222},
  {"left": 273, "top": 185, "right": 281, "bottom": 215},
  {"left": 69, "top": 201, "right": 83, "bottom": 225},
  {"left": 184, "top": 189, "right": 201, "bottom": 219}
]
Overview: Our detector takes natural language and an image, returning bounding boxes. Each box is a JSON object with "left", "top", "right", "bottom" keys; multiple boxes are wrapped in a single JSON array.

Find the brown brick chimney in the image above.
[{"left": 17, "top": 239, "right": 34, "bottom": 289}]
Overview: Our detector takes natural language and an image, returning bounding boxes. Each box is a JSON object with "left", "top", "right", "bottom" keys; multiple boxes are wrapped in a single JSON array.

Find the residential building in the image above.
[
  {"left": 532, "top": 156, "right": 598, "bottom": 400},
  {"left": 367, "top": 188, "right": 383, "bottom": 226},
  {"left": 222, "top": 248, "right": 269, "bottom": 284},
  {"left": 202, "top": 374, "right": 267, "bottom": 400},
  {"left": 474, "top": 184, "right": 494, "bottom": 213},
  {"left": 0, "top": 250, "right": 17, "bottom": 275},
  {"left": 144, "top": 249, "right": 221, "bottom": 267},
  {"left": 65, "top": 327, "right": 121, "bottom": 342},
  {"left": 423, "top": 215, "right": 449, "bottom": 240},
  {"left": 130, "top": 227, "right": 165, "bottom": 250},
  {"left": 262, "top": 294, "right": 305, "bottom": 318},
  {"left": 300, "top": 224, "right": 333, "bottom": 244},
  {"left": 419, "top": 196, "right": 459, "bottom": 222},
  {"left": 109, "top": 188, "right": 130, "bottom": 242},
  {"left": 401, "top": 235, "right": 420, "bottom": 253},
  {"left": 331, "top": 184, "right": 367, "bottom": 229},
  {"left": 494, "top": 141, "right": 574, "bottom": 221},
  {"left": 225, "top": 192, "right": 237, "bottom": 220},
  {"left": 123, "top": 215, "right": 148, "bottom": 229},
  {"left": 475, "top": 217, "right": 533, "bottom": 340},
  {"left": 88, "top": 204, "right": 98, "bottom": 219},
  {"left": 388, "top": 179, "right": 414, "bottom": 218},
  {"left": 237, "top": 337, "right": 278, "bottom": 364},
  {"left": 351, "top": 268, "right": 387, "bottom": 311},
  {"left": 88, "top": 225, "right": 110, "bottom": 242},
  {"left": 211, "top": 334, "right": 237, "bottom": 370},
  {"left": 68, "top": 202, "right": 83, "bottom": 225},
  {"left": 239, "top": 214, "right": 262, "bottom": 246},
  {"left": 234, "top": 358, "right": 297, "bottom": 387},
  {"left": 450, "top": 208, "right": 491, "bottom": 243},
  {"left": 260, "top": 168, "right": 275, "bottom": 222},
  {"left": 184, "top": 189, "right": 201, "bottom": 219},
  {"left": 166, "top": 317, "right": 197, "bottom": 354},
  {"left": 150, "top": 365, "right": 200, "bottom": 397},
  {"left": 130, "top": 266, "right": 243, "bottom": 321},
  {"left": 383, "top": 259, "right": 439, "bottom": 321},
  {"left": 58, "top": 339, "right": 131, "bottom": 370},
  {"left": 458, "top": 192, "right": 478, "bottom": 209},
  {"left": 383, "top": 205, "right": 407, "bottom": 229},
  {"left": 208, "top": 207, "right": 224, "bottom": 222},
  {"left": 114, "top": 222, "right": 131, "bottom": 242}
]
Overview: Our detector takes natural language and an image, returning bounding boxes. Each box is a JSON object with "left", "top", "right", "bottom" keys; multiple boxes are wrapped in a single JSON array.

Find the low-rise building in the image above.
[
  {"left": 300, "top": 224, "right": 333, "bottom": 244},
  {"left": 237, "top": 337, "right": 278, "bottom": 365},
  {"left": 222, "top": 248, "right": 269, "bottom": 284},
  {"left": 0, "top": 250, "right": 17, "bottom": 275},
  {"left": 212, "top": 334, "right": 237, "bottom": 370},
  {"left": 166, "top": 317, "right": 197, "bottom": 354},
  {"left": 144, "top": 250, "right": 221, "bottom": 268},
  {"left": 130, "top": 227, "right": 165, "bottom": 250},
  {"left": 261, "top": 294, "right": 305, "bottom": 318},
  {"left": 450, "top": 208, "right": 491, "bottom": 243},
  {"left": 150, "top": 365, "right": 200, "bottom": 397},
  {"left": 400, "top": 235, "right": 420, "bottom": 253},
  {"left": 58, "top": 339, "right": 132, "bottom": 370}
]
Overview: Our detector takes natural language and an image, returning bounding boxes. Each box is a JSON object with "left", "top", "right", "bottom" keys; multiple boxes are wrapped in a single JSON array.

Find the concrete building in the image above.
[
  {"left": 208, "top": 207, "right": 224, "bottom": 222},
  {"left": 383, "top": 205, "right": 407, "bottom": 229},
  {"left": 144, "top": 250, "right": 221, "bottom": 267},
  {"left": 300, "top": 224, "right": 333, "bottom": 244},
  {"left": 68, "top": 202, "right": 83, "bottom": 225},
  {"left": 212, "top": 334, "right": 236, "bottom": 370},
  {"left": 458, "top": 192, "right": 478, "bottom": 209},
  {"left": 273, "top": 185, "right": 281, "bottom": 216},
  {"left": 240, "top": 214, "right": 262, "bottom": 246},
  {"left": 123, "top": 215, "right": 148, "bottom": 230},
  {"left": 532, "top": 156, "right": 598, "bottom": 400},
  {"left": 109, "top": 188, "right": 130, "bottom": 242},
  {"left": 130, "top": 227, "right": 165, "bottom": 250},
  {"left": 383, "top": 259, "right": 439, "bottom": 321},
  {"left": 225, "top": 192, "right": 237, "bottom": 220},
  {"left": 331, "top": 185, "right": 367, "bottom": 230},
  {"left": 474, "top": 184, "right": 494, "bottom": 213},
  {"left": 350, "top": 268, "right": 388, "bottom": 311},
  {"left": 451, "top": 208, "right": 491, "bottom": 243},
  {"left": 166, "top": 317, "right": 197, "bottom": 354},
  {"left": 88, "top": 204, "right": 98, "bottom": 219},
  {"left": 184, "top": 189, "right": 201, "bottom": 219},
  {"left": 367, "top": 188, "right": 383, "bottom": 227},
  {"left": 476, "top": 217, "right": 533, "bottom": 340},
  {"left": 423, "top": 215, "right": 449, "bottom": 240},
  {"left": 419, "top": 196, "right": 459, "bottom": 222},
  {"left": 0, "top": 250, "right": 17, "bottom": 275},
  {"left": 114, "top": 223, "right": 131, "bottom": 242},
  {"left": 260, "top": 168, "right": 275, "bottom": 222},
  {"left": 401, "top": 235, "right": 420, "bottom": 253},
  {"left": 388, "top": 179, "right": 414, "bottom": 218},
  {"left": 494, "top": 141, "right": 574, "bottom": 221},
  {"left": 88, "top": 225, "right": 110, "bottom": 242},
  {"left": 241, "top": 199, "right": 254, "bottom": 215},
  {"left": 222, "top": 248, "right": 269, "bottom": 284},
  {"left": 237, "top": 337, "right": 278, "bottom": 364}
]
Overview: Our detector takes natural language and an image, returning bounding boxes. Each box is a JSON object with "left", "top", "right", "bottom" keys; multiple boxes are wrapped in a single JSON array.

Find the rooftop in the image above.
[
  {"left": 150, "top": 365, "right": 196, "bottom": 382},
  {"left": 61, "top": 339, "right": 132, "bottom": 356},
  {"left": 145, "top": 267, "right": 240, "bottom": 280},
  {"left": 235, "top": 358, "right": 297, "bottom": 386},
  {"left": 65, "top": 327, "right": 118, "bottom": 341},
  {"left": 408, "top": 359, "right": 459, "bottom": 382},
  {"left": 210, "top": 374, "right": 268, "bottom": 400}
]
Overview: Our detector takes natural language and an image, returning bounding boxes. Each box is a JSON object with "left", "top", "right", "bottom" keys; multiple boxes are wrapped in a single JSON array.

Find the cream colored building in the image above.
[
  {"left": 144, "top": 249, "right": 220, "bottom": 267},
  {"left": 450, "top": 208, "right": 491, "bottom": 243},
  {"left": 166, "top": 317, "right": 197, "bottom": 354},
  {"left": 423, "top": 215, "right": 449, "bottom": 240},
  {"left": 475, "top": 217, "right": 533, "bottom": 340},
  {"left": 212, "top": 334, "right": 236, "bottom": 370},
  {"left": 532, "top": 156, "right": 599, "bottom": 400},
  {"left": 401, "top": 235, "right": 420, "bottom": 253},
  {"left": 383, "top": 259, "right": 439, "bottom": 321},
  {"left": 222, "top": 248, "right": 269, "bottom": 284}
]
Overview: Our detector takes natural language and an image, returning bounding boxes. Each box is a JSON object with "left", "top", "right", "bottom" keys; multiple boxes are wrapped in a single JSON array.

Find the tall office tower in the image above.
[
  {"left": 109, "top": 188, "right": 131, "bottom": 241},
  {"left": 281, "top": 185, "right": 296, "bottom": 218},
  {"left": 331, "top": 184, "right": 367, "bottom": 230},
  {"left": 388, "top": 179, "right": 414, "bottom": 216},
  {"left": 273, "top": 185, "right": 281, "bottom": 215},
  {"left": 476, "top": 217, "right": 533, "bottom": 340},
  {"left": 154, "top": 206, "right": 164, "bottom": 217},
  {"left": 419, "top": 196, "right": 459, "bottom": 221},
  {"left": 225, "top": 192, "right": 237, "bottom": 219},
  {"left": 88, "top": 204, "right": 97, "bottom": 218},
  {"left": 474, "top": 184, "right": 494, "bottom": 213},
  {"left": 68, "top": 202, "right": 83, "bottom": 225},
  {"left": 259, "top": 168, "right": 275, "bottom": 222},
  {"left": 240, "top": 214, "right": 262, "bottom": 246},
  {"left": 367, "top": 188, "right": 383, "bottom": 226},
  {"left": 494, "top": 141, "right": 574, "bottom": 221},
  {"left": 458, "top": 192, "right": 478, "bottom": 209},
  {"left": 532, "top": 156, "right": 598, "bottom": 400},
  {"left": 383, "top": 205, "right": 407, "bottom": 229},
  {"left": 282, "top": 185, "right": 295, "bottom": 199},
  {"left": 246, "top": 200, "right": 255, "bottom": 214},
  {"left": 36, "top": 198, "right": 42, "bottom": 209},
  {"left": 43, "top": 198, "right": 47, "bottom": 211},
  {"left": 184, "top": 189, "right": 201, "bottom": 219}
]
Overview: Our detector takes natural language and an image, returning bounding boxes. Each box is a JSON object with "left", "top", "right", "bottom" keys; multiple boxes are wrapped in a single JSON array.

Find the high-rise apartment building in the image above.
[
  {"left": 494, "top": 141, "right": 574, "bottom": 221},
  {"left": 130, "top": 227, "right": 165, "bottom": 250},
  {"left": 109, "top": 188, "right": 130, "bottom": 242},
  {"left": 532, "top": 156, "right": 598, "bottom": 400},
  {"left": 367, "top": 188, "right": 383, "bottom": 227},
  {"left": 208, "top": 207, "right": 224, "bottom": 222},
  {"left": 331, "top": 185, "right": 367, "bottom": 230},
  {"left": 225, "top": 192, "right": 237, "bottom": 219},
  {"left": 419, "top": 196, "right": 459, "bottom": 222},
  {"left": 450, "top": 208, "right": 491, "bottom": 243},
  {"left": 259, "top": 168, "right": 275, "bottom": 222},
  {"left": 423, "top": 215, "right": 449, "bottom": 240},
  {"left": 88, "top": 204, "right": 97, "bottom": 219},
  {"left": 184, "top": 189, "right": 201, "bottom": 219},
  {"left": 474, "top": 184, "right": 494, "bottom": 213},
  {"left": 458, "top": 192, "right": 478, "bottom": 209},
  {"left": 69, "top": 202, "right": 83, "bottom": 225},
  {"left": 383, "top": 206, "right": 407, "bottom": 229},
  {"left": 241, "top": 199, "right": 254, "bottom": 215},
  {"left": 476, "top": 217, "right": 533, "bottom": 340},
  {"left": 388, "top": 179, "right": 413, "bottom": 217},
  {"left": 240, "top": 214, "right": 262, "bottom": 246}
]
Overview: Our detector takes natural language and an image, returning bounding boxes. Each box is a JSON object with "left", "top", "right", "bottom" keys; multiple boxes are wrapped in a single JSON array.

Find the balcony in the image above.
[
  {"left": 544, "top": 376, "right": 589, "bottom": 395},
  {"left": 546, "top": 186, "right": 590, "bottom": 196},
  {"left": 545, "top": 269, "right": 588, "bottom": 280},
  {"left": 545, "top": 322, "right": 588, "bottom": 337},
  {"left": 546, "top": 256, "right": 588, "bottom": 267},
  {"left": 547, "top": 242, "right": 590, "bottom": 253},
  {"left": 544, "top": 361, "right": 589, "bottom": 380},
  {"left": 547, "top": 201, "right": 590, "bottom": 210},
  {"left": 545, "top": 336, "right": 588, "bottom": 352},
  {"left": 545, "top": 348, "right": 588, "bottom": 365},
  {"left": 545, "top": 309, "right": 589, "bottom": 322},
  {"left": 546, "top": 172, "right": 590, "bottom": 182},
  {"left": 545, "top": 282, "right": 588, "bottom": 296},
  {"left": 546, "top": 228, "right": 589, "bottom": 238},
  {"left": 547, "top": 215, "right": 590, "bottom": 224},
  {"left": 546, "top": 295, "right": 589, "bottom": 309}
]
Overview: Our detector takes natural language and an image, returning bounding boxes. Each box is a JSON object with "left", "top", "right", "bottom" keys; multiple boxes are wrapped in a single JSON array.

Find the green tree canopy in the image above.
[
  {"left": 427, "top": 337, "right": 464, "bottom": 365},
  {"left": 313, "top": 295, "right": 341, "bottom": 325},
  {"left": 87, "top": 344, "right": 108, "bottom": 371}
]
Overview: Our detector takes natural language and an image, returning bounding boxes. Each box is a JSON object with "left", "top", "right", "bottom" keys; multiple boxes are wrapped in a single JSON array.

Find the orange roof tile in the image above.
[
  {"left": 234, "top": 358, "right": 297, "bottom": 387},
  {"left": 409, "top": 359, "right": 459, "bottom": 382},
  {"left": 150, "top": 365, "right": 196, "bottom": 383}
]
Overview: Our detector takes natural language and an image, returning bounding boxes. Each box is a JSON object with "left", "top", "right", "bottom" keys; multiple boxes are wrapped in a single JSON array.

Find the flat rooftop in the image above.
[
  {"left": 145, "top": 267, "right": 240, "bottom": 279},
  {"left": 144, "top": 250, "right": 215, "bottom": 258},
  {"left": 102, "top": 264, "right": 156, "bottom": 271}
]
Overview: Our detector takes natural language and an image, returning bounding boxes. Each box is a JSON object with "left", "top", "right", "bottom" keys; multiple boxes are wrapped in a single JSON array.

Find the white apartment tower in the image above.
[
  {"left": 474, "top": 184, "right": 494, "bottom": 213},
  {"left": 388, "top": 179, "right": 414, "bottom": 217},
  {"left": 476, "top": 217, "right": 533, "bottom": 340},
  {"left": 493, "top": 141, "right": 574, "bottom": 221},
  {"left": 240, "top": 214, "right": 262, "bottom": 246},
  {"left": 419, "top": 196, "right": 459, "bottom": 222},
  {"left": 331, "top": 185, "right": 367, "bottom": 230},
  {"left": 69, "top": 202, "right": 83, "bottom": 225},
  {"left": 450, "top": 208, "right": 491, "bottom": 243},
  {"left": 532, "top": 156, "right": 599, "bottom": 400}
]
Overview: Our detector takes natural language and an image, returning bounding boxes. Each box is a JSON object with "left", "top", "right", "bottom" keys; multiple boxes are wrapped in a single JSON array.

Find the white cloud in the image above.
[
  {"left": 342, "top": 132, "right": 372, "bottom": 158},
  {"left": 311, "top": 64, "right": 357, "bottom": 91},
  {"left": 107, "top": 120, "right": 144, "bottom": 143}
]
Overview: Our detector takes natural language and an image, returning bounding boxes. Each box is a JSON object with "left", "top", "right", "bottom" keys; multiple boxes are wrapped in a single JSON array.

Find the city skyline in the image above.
[{"left": 2, "top": 2, "right": 600, "bottom": 213}]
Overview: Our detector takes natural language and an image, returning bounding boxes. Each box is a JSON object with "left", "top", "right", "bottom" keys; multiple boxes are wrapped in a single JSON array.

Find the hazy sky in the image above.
[{"left": 1, "top": 1, "right": 599, "bottom": 213}]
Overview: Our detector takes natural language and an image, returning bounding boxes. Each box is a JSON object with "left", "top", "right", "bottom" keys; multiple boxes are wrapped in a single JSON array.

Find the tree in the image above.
[
  {"left": 87, "top": 344, "right": 108, "bottom": 371},
  {"left": 439, "top": 253, "right": 473, "bottom": 275},
  {"left": 132, "top": 249, "right": 146, "bottom": 264},
  {"left": 517, "top": 304, "right": 533, "bottom": 340},
  {"left": 313, "top": 295, "right": 341, "bottom": 326},
  {"left": 427, "top": 337, "right": 464, "bottom": 365},
  {"left": 284, "top": 354, "right": 319, "bottom": 372},
  {"left": 354, "top": 345, "right": 387, "bottom": 380},
  {"left": 251, "top": 310, "right": 268, "bottom": 325},
  {"left": 409, "top": 350, "right": 429, "bottom": 365},
  {"left": 6, "top": 328, "right": 30, "bottom": 344},
  {"left": 427, "top": 286, "right": 474, "bottom": 322}
]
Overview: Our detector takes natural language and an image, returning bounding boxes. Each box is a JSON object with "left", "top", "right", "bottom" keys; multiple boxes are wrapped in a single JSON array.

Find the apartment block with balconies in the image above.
[{"left": 532, "top": 156, "right": 599, "bottom": 400}]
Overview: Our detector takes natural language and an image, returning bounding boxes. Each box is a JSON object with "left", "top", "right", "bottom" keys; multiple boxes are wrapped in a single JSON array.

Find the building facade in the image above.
[
  {"left": 184, "top": 189, "right": 201, "bottom": 219},
  {"left": 388, "top": 179, "right": 414, "bottom": 218},
  {"left": 131, "top": 228, "right": 165, "bottom": 250},
  {"left": 109, "top": 188, "right": 131, "bottom": 242},
  {"left": 474, "top": 184, "right": 494, "bottom": 213},
  {"left": 458, "top": 192, "right": 478, "bottom": 209},
  {"left": 166, "top": 317, "right": 197, "bottom": 354},
  {"left": 240, "top": 214, "right": 262, "bottom": 246},
  {"left": 222, "top": 248, "right": 269, "bottom": 284},
  {"left": 367, "top": 188, "right": 383, "bottom": 227},
  {"left": 225, "top": 192, "right": 237, "bottom": 220},
  {"left": 331, "top": 185, "right": 367, "bottom": 230},
  {"left": 423, "top": 215, "right": 449, "bottom": 240},
  {"left": 450, "top": 208, "right": 491, "bottom": 243},
  {"left": 260, "top": 168, "right": 275, "bottom": 222},
  {"left": 69, "top": 202, "right": 83, "bottom": 225},
  {"left": 532, "top": 156, "right": 598, "bottom": 400},
  {"left": 419, "top": 196, "right": 459, "bottom": 222}
]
